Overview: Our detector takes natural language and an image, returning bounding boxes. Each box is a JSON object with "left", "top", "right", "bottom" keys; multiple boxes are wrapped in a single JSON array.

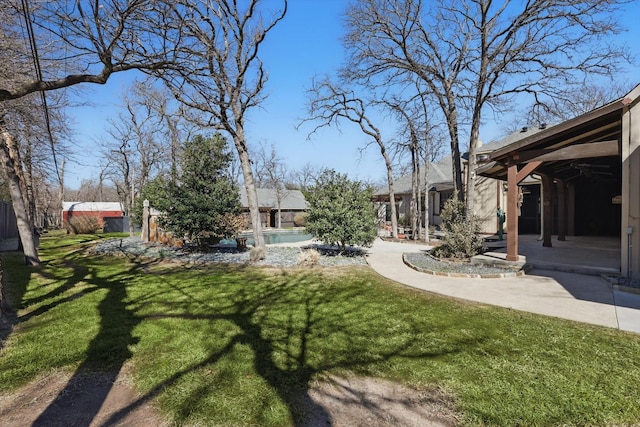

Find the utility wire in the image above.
[{"left": 20, "top": 0, "right": 62, "bottom": 187}]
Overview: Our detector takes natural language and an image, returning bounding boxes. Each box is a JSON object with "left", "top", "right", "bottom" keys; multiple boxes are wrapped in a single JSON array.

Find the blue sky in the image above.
[{"left": 65, "top": 0, "right": 640, "bottom": 190}]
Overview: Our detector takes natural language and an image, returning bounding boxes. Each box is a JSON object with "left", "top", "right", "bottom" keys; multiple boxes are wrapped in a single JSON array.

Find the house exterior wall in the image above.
[
  {"left": 62, "top": 210, "right": 123, "bottom": 223},
  {"left": 622, "top": 97, "right": 640, "bottom": 279},
  {"left": 472, "top": 175, "right": 503, "bottom": 234},
  {"left": 429, "top": 191, "right": 444, "bottom": 227}
]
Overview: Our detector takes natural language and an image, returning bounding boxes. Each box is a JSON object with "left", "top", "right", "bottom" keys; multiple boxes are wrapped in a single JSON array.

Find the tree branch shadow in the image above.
[{"left": 7, "top": 245, "right": 485, "bottom": 427}]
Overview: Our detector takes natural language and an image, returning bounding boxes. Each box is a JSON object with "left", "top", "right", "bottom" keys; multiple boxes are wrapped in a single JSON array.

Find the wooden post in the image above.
[
  {"left": 506, "top": 163, "right": 519, "bottom": 261},
  {"left": 142, "top": 199, "right": 149, "bottom": 242},
  {"left": 541, "top": 174, "right": 553, "bottom": 247},
  {"left": 557, "top": 179, "right": 566, "bottom": 241}
]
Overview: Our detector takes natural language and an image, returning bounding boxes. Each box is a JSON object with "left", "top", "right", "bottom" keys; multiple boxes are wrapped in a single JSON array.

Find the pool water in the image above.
[{"left": 222, "top": 229, "right": 313, "bottom": 246}]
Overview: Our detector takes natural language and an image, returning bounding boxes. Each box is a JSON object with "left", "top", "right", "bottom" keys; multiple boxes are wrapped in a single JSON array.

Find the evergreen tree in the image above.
[
  {"left": 304, "top": 169, "right": 377, "bottom": 251},
  {"left": 154, "top": 134, "right": 241, "bottom": 245}
]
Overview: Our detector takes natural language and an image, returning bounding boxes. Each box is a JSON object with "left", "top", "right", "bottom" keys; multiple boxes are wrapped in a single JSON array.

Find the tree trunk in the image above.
[
  {"left": 0, "top": 124, "right": 40, "bottom": 265},
  {"left": 58, "top": 158, "right": 65, "bottom": 228},
  {"left": 375, "top": 137, "right": 398, "bottom": 239},
  {"left": 233, "top": 133, "right": 265, "bottom": 252},
  {"left": 422, "top": 160, "right": 430, "bottom": 243},
  {"left": 466, "top": 117, "right": 480, "bottom": 214},
  {"left": 445, "top": 104, "right": 464, "bottom": 202},
  {"left": 410, "top": 144, "right": 419, "bottom": 240},
  {"left": 385, "top": 166, "right": 399, "bottom": 239}
]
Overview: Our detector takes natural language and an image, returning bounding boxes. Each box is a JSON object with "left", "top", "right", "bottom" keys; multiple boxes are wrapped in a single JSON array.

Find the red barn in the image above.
[{"left": 62, "top": 202, "right": 124, "bottom": 223}]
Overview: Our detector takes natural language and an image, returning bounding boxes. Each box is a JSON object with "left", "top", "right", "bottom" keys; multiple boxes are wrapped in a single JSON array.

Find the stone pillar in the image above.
[{"left": 142, "top": 199, "right": 149, "bottom": 242}]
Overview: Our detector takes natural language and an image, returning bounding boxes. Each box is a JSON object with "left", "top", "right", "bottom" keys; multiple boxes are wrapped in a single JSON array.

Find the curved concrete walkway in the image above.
[{"left": 365, "top": 238, "right": 640, "bottom": 334}]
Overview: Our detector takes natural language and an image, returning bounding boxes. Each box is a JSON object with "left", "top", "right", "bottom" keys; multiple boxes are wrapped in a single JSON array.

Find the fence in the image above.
[{"left": 0, "top": 201, "right": 18, "bottom": 241}]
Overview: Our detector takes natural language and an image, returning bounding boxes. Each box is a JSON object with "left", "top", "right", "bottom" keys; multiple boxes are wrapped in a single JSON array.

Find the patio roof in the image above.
[{"left": 477, "top": 89, "right": 638, "bottom": 182}]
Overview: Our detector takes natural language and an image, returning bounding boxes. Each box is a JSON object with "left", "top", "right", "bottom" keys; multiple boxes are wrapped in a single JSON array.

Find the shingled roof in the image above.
[
  {"left": 373, "top": 156, "right": 455, "bottom": 196},
  {"left": 239, "top": 188, "right": 308, "bottom": 210}
]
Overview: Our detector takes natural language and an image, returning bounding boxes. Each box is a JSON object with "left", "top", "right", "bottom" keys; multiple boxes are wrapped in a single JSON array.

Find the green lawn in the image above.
[{"left": 1, "top": 234, "right": 640, "bottom": 426}]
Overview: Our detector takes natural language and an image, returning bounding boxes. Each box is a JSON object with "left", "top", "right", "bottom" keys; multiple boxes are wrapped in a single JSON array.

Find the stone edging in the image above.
[
  {"left": 601, "top": 274, "right": 640, "bottom": 295},
  {"left": 402, "top": 254, "right": 527, "bottom": 279}
]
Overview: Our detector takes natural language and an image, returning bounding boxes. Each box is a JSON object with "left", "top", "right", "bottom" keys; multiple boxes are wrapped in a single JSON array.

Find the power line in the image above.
[{"left": 20, "top": 0, "right": 62, "bottom": 187}]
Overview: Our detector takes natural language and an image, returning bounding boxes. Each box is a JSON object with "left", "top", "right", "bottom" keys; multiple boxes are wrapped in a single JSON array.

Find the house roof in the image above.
[
  {"left": 62, "top": 202, "right": 124, "bottom": 212},
  {"left": 239, "top": 188, "right": 308, "bottom": 210},
  {"left": 374, "top": 156, "right": 455, "bottom": 197},
  {"left": 478, "top": 125, "right": 548, "bottom": 154}
]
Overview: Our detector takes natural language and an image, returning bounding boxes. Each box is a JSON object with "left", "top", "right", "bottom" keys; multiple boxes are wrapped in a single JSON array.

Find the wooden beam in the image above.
[
  {"left": 516, "top": 161, "right": 543, "bottom": 183},
  {"left": 528, "top": 140, "right": 619, "bottom": 162}
]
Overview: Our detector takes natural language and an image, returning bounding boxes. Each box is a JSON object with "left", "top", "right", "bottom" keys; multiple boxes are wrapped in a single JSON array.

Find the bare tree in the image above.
[
  {"left": 0, "top": 1, "right": 179, "bottom": 101},
  {"left": 518, "top": 82, "right": 635, "bottom": 130},
  {"left": 254, "top": 143, "right": 289, "bottom": 229},
  {"left": 342, "top": 0, "right": 630, "bottom": 212},
  {"left": 343, "top": 0, "right": 468, "bottom": 203},
  {"left": 154, "top": 0, "right": 288, "bottom": 253},
  {"left": 302, "top": 78, "right": 400, "bottom": 238},
  {"left": 65, "top": 178, "right": 119, "bottom": 203},
  {"left": 286, "top": 163, "right": 321, "bottom": 192},
  {"left": 0, "top": 0, "right": 186, "bottom": 266}
]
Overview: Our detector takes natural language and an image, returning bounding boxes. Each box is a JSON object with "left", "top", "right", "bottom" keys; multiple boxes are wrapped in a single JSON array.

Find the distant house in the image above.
[
  {"left": 468, "top": 126, "right": 547, "bottom": 234},
  {"left": 239, "top": 188, "right": 308, "bottom": 228},
  {"left": 373, "top": 156, "right": 456, "bottom": 231},
  {"left": 62, "top": 202, "right": 125, "bottom": 231}
]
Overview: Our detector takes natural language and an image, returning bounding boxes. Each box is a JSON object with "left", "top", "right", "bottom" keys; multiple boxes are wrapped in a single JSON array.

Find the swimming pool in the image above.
[{"left": 238, "top": 228, "right": 313, "bottom": 245}]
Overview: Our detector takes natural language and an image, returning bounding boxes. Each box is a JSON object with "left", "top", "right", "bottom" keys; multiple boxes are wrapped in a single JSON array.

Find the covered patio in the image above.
[
  {"left": 484, "top": 235, "right": 620, "bottom": 276},
  {"left": 478, "top": 85, "right": 640, "bottom": 279}
]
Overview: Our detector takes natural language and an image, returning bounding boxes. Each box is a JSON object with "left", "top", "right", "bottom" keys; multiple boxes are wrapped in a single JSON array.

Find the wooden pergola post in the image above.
[
  {"left": 541, "top": 174, "right": 553, "bottom": 247},
  {"left": 506, "top": 163, "right": 519, "bottom": 261},
  {"left": 506, "top": 159, "right": 543, "bottom": 262},
  {"left": 557, "top": 179, "right": 566, "bottom": 241}
]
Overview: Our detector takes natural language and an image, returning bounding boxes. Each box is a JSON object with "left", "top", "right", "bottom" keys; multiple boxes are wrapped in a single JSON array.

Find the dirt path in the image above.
[
  {"left": 0, "top": 367, "right": 168, "bottom": 427},
  {"left": 0, "top": 369, "right": 460, "bottom": 426}
]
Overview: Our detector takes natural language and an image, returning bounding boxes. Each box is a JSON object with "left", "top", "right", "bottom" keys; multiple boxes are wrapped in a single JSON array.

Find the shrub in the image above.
[
  {"left": 249, "top": 246, "right": 265, "bottom": 262},
  {"left": 430, "top": 196, "right": 485, "bottom": 259},
  {"left": 304, "top": 169, "right": 377, "bottom": 251},
  {"left": 65, "top": 216, "right": 103, "bottom": 234},
  {"left": 297, "top": 248, "right": 320, "bottom": 266},
  {"left": 293, "top": 212, "right": 308, "bottom": 227}
]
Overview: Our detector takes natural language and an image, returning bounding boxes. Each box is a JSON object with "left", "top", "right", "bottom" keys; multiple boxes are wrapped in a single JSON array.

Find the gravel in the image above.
[
  {"left": 403, "top": 252, "right": 522, "bottom": 275},
  {"left": 90, "top": 237, "right": 367, "bottom": 268}
]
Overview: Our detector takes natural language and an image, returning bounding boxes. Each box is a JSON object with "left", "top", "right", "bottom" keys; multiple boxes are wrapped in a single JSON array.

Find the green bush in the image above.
[
  {"left": 64, "top": 216, "right": 103, "bottom": 234},
  {"left": 304, "top": 169, "right": 377, "bottom": 251},
  {"left": 431, "top": 196, "right": 485, "bottom": 259}
]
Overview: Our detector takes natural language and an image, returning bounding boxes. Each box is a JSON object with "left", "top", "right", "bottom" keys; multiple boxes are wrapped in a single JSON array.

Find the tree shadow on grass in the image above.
[
  {"left": 5, "top": 240, "right": 485, "bottom": 427},
  {"left": 1, "top": 253, "right": 34, "bottom": 350},
  {"left": 100, "top": 265, "right": 485, "bottom": 426},
  {"left": 29, "top": 254, "right": 154, "bottom": 427}
]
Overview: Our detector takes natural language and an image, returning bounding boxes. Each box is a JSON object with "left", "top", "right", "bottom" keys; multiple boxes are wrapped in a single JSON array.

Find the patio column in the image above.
[
  {"left": 567, "top": 183, "right": 575, "bottom": 236},
  {"left": 506, "top": 160, "right": 542, "bottom": 262},
  {"left": 541, "top": 174, "right": 553, "bottom": 247},
  {"left": 506, "top": 163, "right": 519, "bottom": 261}
]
